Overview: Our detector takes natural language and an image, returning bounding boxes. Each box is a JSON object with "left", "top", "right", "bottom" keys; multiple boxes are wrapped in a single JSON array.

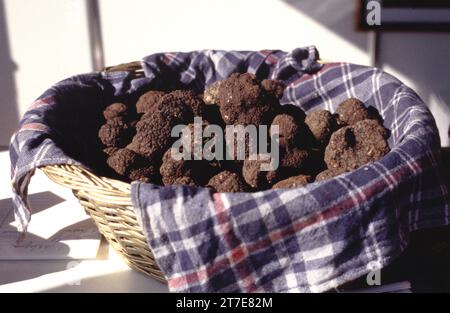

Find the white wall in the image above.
[
  {"left": 98, "top": 0, "right": 370, "bottom": 66},
  {"left": 1, "top": 0, "right": 449, "bottom": 146},
  {"left": 1, "top": 0, "right": 92, "bottom": 145}
]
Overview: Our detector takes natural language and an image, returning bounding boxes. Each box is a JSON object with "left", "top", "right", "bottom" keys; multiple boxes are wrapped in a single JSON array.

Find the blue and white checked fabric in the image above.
[{"left": 10, "top": 47, "right": 449, "bottom": 292}]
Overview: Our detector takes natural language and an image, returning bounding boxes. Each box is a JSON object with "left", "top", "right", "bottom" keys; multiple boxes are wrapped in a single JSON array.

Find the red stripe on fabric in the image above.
[
  {"left": 168, "top": 160, "right": 418, "bottom": 291},
  {"left": 19, "top": 123, "right": 49, "bottom": 132},
  {"left": 259, "top": 50, "right": 279, "bottom": 65},
  {"left": 27, "top": 96, "right": 54, "bottom": 110},
  {"left": 212, "top": 193, "right": 258, "bottom": 292},
  {"left": 168, "top": 249, "right": 231, "bottom": 289},
  {"left": 163, "top": 53, "right": 177, "bottom": 65},
  {"left": 290, "top": 62, "right": 342, "bottom": 87}
]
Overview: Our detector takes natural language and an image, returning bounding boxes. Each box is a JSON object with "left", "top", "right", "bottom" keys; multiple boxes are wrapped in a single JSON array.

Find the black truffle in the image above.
[
  {"left": 242, "top": 155, "right": 280, "bottom": 189},
  {"left": 315, "top": 168, "right": 347, "bottom": 182},
  {"left": 324, "top": 119, "right": 390, "bottom": 171},
  {"left": 272, "top": 175, "right": 312, "bottom": 189},
  {"left": 270, "top": 114, "right": 300, "bottom": 149},
  {"left": 335, "top": 98, "right": 370, "bottom": 126},
  {"left": 136, "top": 90, "right": 165, "bottom": 114},
  {"left": 304, "top": 109, "right": 338, "bottom": 146},
  {"left": 107, "top": 148, "right": 157, "bottom": 183},
  {"left": 207, "top": 170, "right": 248, "bottom": 193},
  {"left": 160, "top": 148, "right": 198, "bottom": 186},
  {"left": 103, "top": 103, "right": 128, "bottom": 120},
  {"left": 215, "top": 73, "right": 278, "bottom": 125},
  {"left": 98, "top": 118, "right": 134, "bottom": 148},
  {"left": 261, "top": 79, "right": 285, "bottom": 99}
]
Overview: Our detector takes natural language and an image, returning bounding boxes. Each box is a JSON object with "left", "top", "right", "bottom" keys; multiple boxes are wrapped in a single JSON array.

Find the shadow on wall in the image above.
[
  {"left": 0, "top": 0, "right": 19, "bottom": 146},
  {"left": 282, "top": 0, "right": 368, "bottom": 52},
  {"left": 282, "top": 0, "right": 450, "bottom": 146},
  {"left": 379, "top": 33, "right": 450, "bottom": 146}
]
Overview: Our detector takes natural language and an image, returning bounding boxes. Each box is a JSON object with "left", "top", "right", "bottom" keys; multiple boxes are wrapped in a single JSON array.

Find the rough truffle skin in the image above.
[
  {"left": 129, "top": 167, "right": 158, "bottom": 183},
  {"left": 207, "top": 170, "right": 248, "bottom": 193},
  {"left": 128, "top": 111, "right": 176, "bottom": 159},
  {"left": 136, "top": 90, "right": 165, "bottom": 114},
  {"left": 98, "top": 118, "right": 133, "bottom": 148},
  {"left": 216, "top": 73, "right": 277, "bottom": 125},
  {"left": 172, "top": 176, "right": 197, "bottom": 186},
  {"left": 176, "top": 122, "right": 222, "bottom": 174},
  {"left": 203, "top": 80, "right": 223, "bottom": 105},
  {"left": 324, "top": 119, "right": 390, "bottom": 171},
  {"left": 160, "top": 149, "right": 197, "bottom": 186},
  {"left": 106, "top": 148, "right": 157, "bottom": 182},
  {"left": 103, "top": 146, "right": 119, "bottom": 156},
  {"left": 272, "top": 175, "right": 312, "bottom": 189},
  {"left": 129, "top": 90, "right": 205, "bottom": 159},
  {"left": 280, "top": 147, "right": 310, "bottom": 172},
  {"left": 271, "top": 114, "right": 300, "bottom": 148},
  {"left": 261, "top": 79, "right": 285, "bottom": 99},
  {"left": 242, "top": 156, "right": 280, "bottom": 189},
  {"left": 158, "top": 90, "right": 204, "bottom": 120},
  {"left": 335, "top": 98, "right": 370, "bottom": 125},
  {"left": 304, "top": 109, "right": 337, "bottom": 146},
  {"left": 315, "top": 168, "right": 347, "bottom": 182},
  {"left": 103, "top": 103, "right": 128, "bottom": 120}
]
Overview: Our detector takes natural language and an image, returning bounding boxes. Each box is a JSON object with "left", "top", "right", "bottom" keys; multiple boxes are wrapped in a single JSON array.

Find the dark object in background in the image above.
[
  {"left": 337, "top": 225, "right": 450, "bottom": 293},
  {"left": 357, "top": 0, "right": 450, "bottom": 32}
]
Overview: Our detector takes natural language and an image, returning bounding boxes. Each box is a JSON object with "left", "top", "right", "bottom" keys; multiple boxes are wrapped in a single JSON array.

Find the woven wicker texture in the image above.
[{"left": 42, "top": 163, "right": 165, "bottom": 282}]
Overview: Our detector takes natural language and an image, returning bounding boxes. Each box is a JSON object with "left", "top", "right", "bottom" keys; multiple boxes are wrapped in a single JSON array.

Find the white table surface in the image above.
[{"left": 0, "top": 150, "right": 168, "bottom": 293}]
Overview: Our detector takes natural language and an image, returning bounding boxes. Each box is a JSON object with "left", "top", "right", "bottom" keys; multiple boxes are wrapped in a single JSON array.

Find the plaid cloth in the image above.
[{"left": 10, "top": 47, "right": 449, "bottom": 292}]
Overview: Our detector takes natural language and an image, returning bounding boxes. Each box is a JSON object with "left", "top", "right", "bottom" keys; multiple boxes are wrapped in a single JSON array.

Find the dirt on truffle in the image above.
[
  {"left": 242, "top": 155, "right": 280, "bottom": 189},
  {"left": 158, "top": 89, "right": 204, "bottom": 119},
  {"left": 160, "top": 148, "right": 197, "bottom": 185},
  {"left": 103, "top": 103, "right": 129, "bottom": 120},
  {"left": 172, "top": 176, "right": 197, "bottom": 186},
  {"left": 335, "top": 98, "right": 371, "bottom": 126},
  {"left": 98, "top": 118, "right": 134, "bottom": 148},
  {"left": 272, "top": 175, "right": 312, "bottom": 189},
  {"left": 107, "top": 148, "right": 157, "bottom": 183},
  {"left": 271, "top": 114, "right": 300, "bottom": 149},
  {"left": 208, "top": 170, "right": 248, "bottom": 193},
  {"left": 128, "top": 111, "right": 176, "bottom": 159},
  {"left": 203, "top": 80, "right": 223, "bottom": 105},
  {"left": 97, "top": 74, "right": 391, "bottom": 191},
  {"left": 215, "top": 73, "right": 279, "bottom": 125},
  {"left": 136, "top": 90, "right": 165, "bottom": 114},
  {"left": 315, "top": 168, "right": 347, "bottom": 182},
  {"left": 324, "top": 119, "right": 390, "bottom": 171},
  {"left": 304, "top": 109, "right": 338, "bottom": 147},
  {"left": 261, "top": 79, "right": 285, "bottom": 99},
  {"left": 280, "top": 147, "right": 310, "bottom": 172}
]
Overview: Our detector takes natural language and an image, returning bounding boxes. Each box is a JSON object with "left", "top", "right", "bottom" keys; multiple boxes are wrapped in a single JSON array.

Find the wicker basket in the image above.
[
  {"left": 41, "top": 62, "right": 165, "bottom": 282},
  {"left": 39, "top": 61, "right": 450, "bottom": 287}
]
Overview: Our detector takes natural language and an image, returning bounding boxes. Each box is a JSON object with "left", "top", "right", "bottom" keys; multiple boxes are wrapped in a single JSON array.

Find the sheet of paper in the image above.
[{"left": 0, "top": 153, "right": 102, "bottom": 260}]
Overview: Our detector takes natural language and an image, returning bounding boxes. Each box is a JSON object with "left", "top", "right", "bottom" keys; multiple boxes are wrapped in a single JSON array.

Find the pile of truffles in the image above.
[{"left": 98, "top": 72, "right": 390, "bottom": 192}]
